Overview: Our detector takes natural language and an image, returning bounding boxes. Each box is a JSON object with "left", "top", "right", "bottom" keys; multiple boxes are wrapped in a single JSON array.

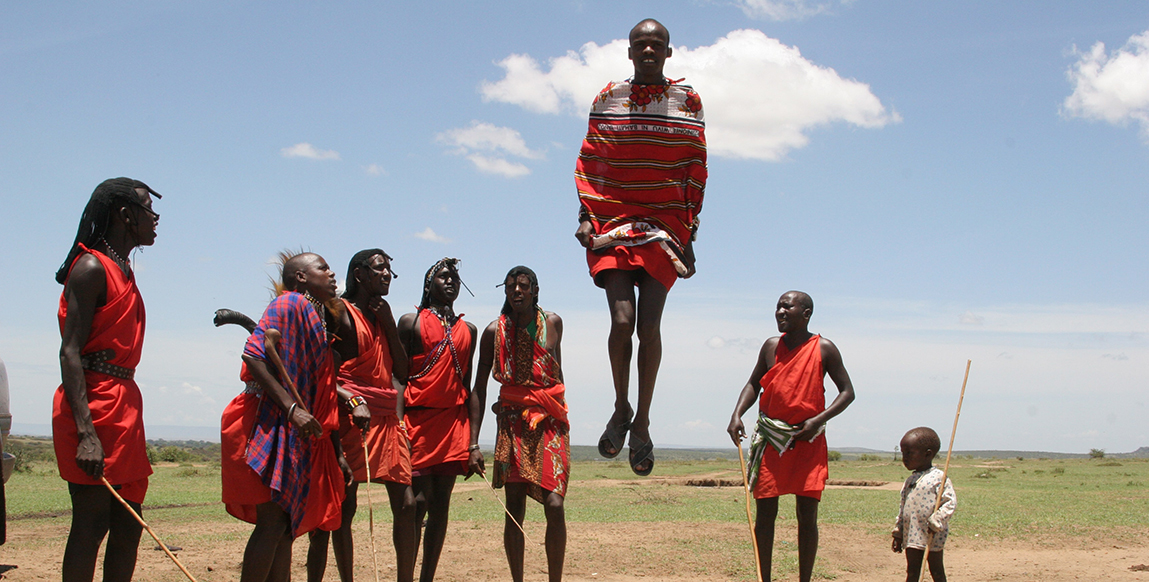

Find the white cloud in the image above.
[
  {"left": 466, "top": 154, "right": 530, "bottom": 178},
  {"left": 437, "top": 121, "right": 542, "bottom": 177},
  {"left": 480, "top": 29, "right": 898, "bottom": 161},
  {"left": 1063, "top": 30, "right": 1149, "bottom": 138},
  {"left": 280, "top": 142, "right": 341, "bottom": 161},
  {"left": 959, "top": 311, "right": 985, "bottom": 325},
  {"left": 364, "top": 163, "right": 386, "bottom": 176},
  {"left": 414, "top": 227, "right": 451, "bottom": 244},
  {"left": 734, "top": 0, "right": 848, "bottom": 21}
]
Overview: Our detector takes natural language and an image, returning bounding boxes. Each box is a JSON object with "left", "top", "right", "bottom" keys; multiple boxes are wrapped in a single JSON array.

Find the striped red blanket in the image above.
[{"left": 575, "top": 78, "right": 706, "bottom": 288}]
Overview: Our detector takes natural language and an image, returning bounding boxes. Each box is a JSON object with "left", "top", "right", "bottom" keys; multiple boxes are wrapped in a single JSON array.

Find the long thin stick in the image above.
[
  {"left": 362, "top": 435, "right": 381, "bottom": 582},
  {"left": 477, "top": 470, "right": 540, "bottom": 546},
  {"left": 737, "top": 443, "right": 764, "bottom": 582},
  {"left": 101, "top": 477, "right": 197, "bottom": 582},
  {"left": 263, "top": 328, "right": 310, "bottom": 416},
  {"left": 919, "top": 360, "right": 970, "bottom": 581}
]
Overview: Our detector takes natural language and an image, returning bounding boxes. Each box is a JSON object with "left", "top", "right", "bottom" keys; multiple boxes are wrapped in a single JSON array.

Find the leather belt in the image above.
[{"left": 80, "top": 349, "right": 135, "bottom": 380}]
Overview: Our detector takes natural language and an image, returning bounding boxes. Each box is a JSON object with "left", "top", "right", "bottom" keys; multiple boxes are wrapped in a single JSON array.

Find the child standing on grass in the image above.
[{"left": 892, "top": 427, "right": 956, "bottom": 582}]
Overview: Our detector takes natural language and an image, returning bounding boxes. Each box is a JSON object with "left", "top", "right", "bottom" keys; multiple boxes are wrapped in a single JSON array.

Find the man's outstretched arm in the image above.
[{"left": 726, "top": 338, "right": 776, "bottom": 445}]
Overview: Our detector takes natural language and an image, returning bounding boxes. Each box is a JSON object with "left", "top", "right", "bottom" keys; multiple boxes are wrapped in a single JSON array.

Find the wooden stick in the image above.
[
  {"left": 737, "top": 443, "right": 764, "bottom": 582},
  {"left": 477, "top": 469, "right": 541, "bottom": 546},
  {"left": 919, "top": 360, "right": 970, "bottom": 582},
  {"left": 101, "top": 477, "right": 197, "bottom": 582},
  {"left": 362, "top": 434, "right": 381, "bottom": 582},
  {"left": 263, "top": 328, "right": 311, "bottom": 419}
]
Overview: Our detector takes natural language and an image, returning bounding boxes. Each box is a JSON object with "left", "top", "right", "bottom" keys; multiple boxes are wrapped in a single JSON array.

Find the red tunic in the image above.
[
  {"left": 404, "top": 309, "right": 472, "bottom": 474},
  {"left": 337, "top": 299, "right": 411, "bottom": 485},
  {"left": 53, "top": 245, "right": 152, "bottom": 503},
  {"left": 491, "top": 309, "right": 570, "bottom": 502},
  {"left": 220, "top": 292, "right": 342, "bottom": 537},
  {"left": 754, "top": 334, "right": 829, "bottom": 501}
]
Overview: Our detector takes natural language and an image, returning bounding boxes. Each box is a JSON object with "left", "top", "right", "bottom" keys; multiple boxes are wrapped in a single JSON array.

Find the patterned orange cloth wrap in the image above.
[
  {"left": 575, "top": 78, "right": 706, "bottom": 290},
  {"left": 491, "top": 309, "right": 570, "bottom": 502},
  {"left": 753, "top": 334, "right": 829, "bottom": 501},
  {"left": 53, "top": 245, "right": 151, "bottom": 503}
]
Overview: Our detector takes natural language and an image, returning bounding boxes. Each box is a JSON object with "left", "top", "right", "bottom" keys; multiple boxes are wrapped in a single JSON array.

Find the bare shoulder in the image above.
[
  {"left": 483, "top": 319, "right": 499, "bottom": 337},
  {"left": 819, "top": 336, "right": 844, "bottom": 364},
  {"left": 465, "top": 320, "right": 478, "bottom": 336},
  {"left": 65, "top": 253, "right": 105, "bottom": 287},
  {"left": 545, "top": 311, "right": 562, "bottom": 329},
  {"left": 397, "top": 312, "right": 417, "bottom": 331}
]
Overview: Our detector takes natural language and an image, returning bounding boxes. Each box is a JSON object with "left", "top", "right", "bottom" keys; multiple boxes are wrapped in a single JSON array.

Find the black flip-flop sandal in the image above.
[
  {"left": 628, "top": 435, "right": 655, "bottom": 476},
  {"left": 597, "top": 406, "right": 633, "bottom": 459}
]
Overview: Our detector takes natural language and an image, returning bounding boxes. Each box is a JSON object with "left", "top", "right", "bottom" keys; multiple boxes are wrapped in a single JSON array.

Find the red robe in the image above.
[
  {"left": 575, "top": 79, "right": 706, "bottom": 290},
  {"left": 754, "top": 334, "right": 829, "bottom": 501},
  {"left": 53, "top": 245, "right": 151, "bottom": 503},
  {"left": 404, "top": 309, "right": 472, "bottom": 474},
  {"left": 220, "top": 292, "right": 343, "bottom": 537},
  {"left": 337, "top": 299, "right": 411, "bottom": 485},
  {"left": 491, "top": 309, "right": 570, "bottom": 502}
]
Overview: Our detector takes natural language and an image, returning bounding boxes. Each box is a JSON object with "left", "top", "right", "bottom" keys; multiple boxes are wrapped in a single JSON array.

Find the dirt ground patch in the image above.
[{"left": 0, "top": 509, "right": 1147, "bottom": 581}]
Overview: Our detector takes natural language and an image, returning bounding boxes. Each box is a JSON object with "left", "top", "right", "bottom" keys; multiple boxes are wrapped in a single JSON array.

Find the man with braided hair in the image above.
[
  {"left": 307, "top": 249, "right": 417, "bottom": 582},
  {"left": 55, "top": 177, "right": 160, "bottom": 582},
  {"left": 575, "top": 18, "right": 706, "bottom": 476},
  {"left": 472, "top": 266, "right": 569, "bottom": 582},
  {"left": 220, "top": 251, "right": 350, "bottom": 582},
  {"left": 397, "top": 258, "right": 479, "bottom": 582}
]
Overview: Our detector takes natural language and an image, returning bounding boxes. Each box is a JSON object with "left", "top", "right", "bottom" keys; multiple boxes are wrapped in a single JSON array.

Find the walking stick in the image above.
[
  {"left": 737, "top": 442, "right": 764, "bottom": 582},
  {"left": 361, "top": 434, "right": 381, "bottom": 582},
  {"left": 477, "top": 469, "right": 541, "bottom": 546},
  {"left": 919, "top": 360, "right": 970, "bottom": 582},
  {"left": 101, "top": 477, "right": 197, "bottom": 582}
]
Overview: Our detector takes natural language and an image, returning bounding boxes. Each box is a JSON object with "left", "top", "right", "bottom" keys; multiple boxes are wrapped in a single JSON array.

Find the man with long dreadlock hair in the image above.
[
  {"left": 219, "top": 251, "right": 351, "bottom": 582},
  {"left": 472, "top": 266, "right": 569, "bottom": 582},
  {"left": 397, "top": 258, "right": 479, "bottom": 582},
  {"left": 54, "top": 177, "right": 159, "bottom": 582},
  {"left": 307, "top": 249, "right": 418, "bottom": 582}
]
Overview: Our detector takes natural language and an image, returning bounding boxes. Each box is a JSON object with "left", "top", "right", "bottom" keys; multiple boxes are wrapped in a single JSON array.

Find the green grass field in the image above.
[{"left": 9, "top": 454, "right": 1149, "bottom": 542}]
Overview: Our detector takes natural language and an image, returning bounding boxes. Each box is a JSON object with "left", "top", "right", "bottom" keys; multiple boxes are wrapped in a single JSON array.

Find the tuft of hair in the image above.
[
  {"left": 343, "top": 248, "right": 392, "bottom": 299},
  {"left": 56, "top": 177, "right": 161, "bottom": 284},
  {"left": 630, "top": 18, "right": 669, "bottom": 44},
  {"left": 905, "top": 426, "right": 941, "bottom": 454},
  {"left": 271, "top": 248, "right": 309, "bottom": 295},
  {"left": 500, "top": 265, "right": 539, "bottom": 315}
]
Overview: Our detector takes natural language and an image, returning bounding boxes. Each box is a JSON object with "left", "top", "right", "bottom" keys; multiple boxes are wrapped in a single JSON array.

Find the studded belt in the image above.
[{"left": 80, "top": 349, "right": 135, "bottom": 380}]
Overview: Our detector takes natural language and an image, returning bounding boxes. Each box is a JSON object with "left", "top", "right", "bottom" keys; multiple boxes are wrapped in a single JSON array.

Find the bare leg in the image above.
[
  {"left": 629, "top": 272, "right": 669, "bottom": 473},
  {"left": 542, "top": 490, "right": 566, "bottom": 582},
  {"left": 601, "top": 270, "right": 639, "bottom": 456},
  {"left": 102, "top": 495, "right": 144, "bottom": 582},
  {"left": 385, "top": 481, "right": 418, "bottom": 582},
  {"left": 241, "top": 501, "right": 293, "bottom": 582},
  {"left": 927, "top": 549, "right": 946, "bottom": 582},
  {"left": 503, "top": 484, "right": 529, "bottom": 582},
  {"left": 329, "top": 482, "right": 359, "bottom": 582},
  {"left": 307, "top": 530, "right": 330, "bottom": 582},
  {"left": 62, "top": 484, "right": 142, "bottom": 582},
  {"left": 414, "top": 474, "right": 456, "bottom": 582},
  {"left": 795, "top": 495, "right": 820, "bottom": 582},
  {"left": 754, "top": 497, "right": 778, "bottom": 582}
]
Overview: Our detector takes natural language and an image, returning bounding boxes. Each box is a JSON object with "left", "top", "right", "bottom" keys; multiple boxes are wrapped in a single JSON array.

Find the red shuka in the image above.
[
  {"left": 53, "top": 245, "right": 152, "bottom": 503},
  {"left": 754, "top": 334, "right": 829, "bottom": 501},
  {"left": 404, "top": 309, "right": 472, "bottom": 473},
  {"left": 337, "top": 299, "right": 411, "bottom": 485}
]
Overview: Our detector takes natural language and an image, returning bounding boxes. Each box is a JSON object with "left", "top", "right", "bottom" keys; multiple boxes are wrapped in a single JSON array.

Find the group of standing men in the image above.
[{"left": 51, "top": 17, "right": 857, "bottom": 582}]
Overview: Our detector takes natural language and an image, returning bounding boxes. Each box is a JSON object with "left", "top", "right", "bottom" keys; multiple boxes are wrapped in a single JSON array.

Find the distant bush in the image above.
[
  {"left": 858, "top": 454, "right": 882, "bottom": 462},
  {"left": 1051, "top": 467, "right": 1065, "bottom": 475},
  {"left": 1090, "top": 448, "right": 1105, "bottom": 459},
  {"left": 158, "top": 446, "right": 195, "bottom": 463},
  {"left": 828, "top": 451, "right": 842, "bottom": 462}
]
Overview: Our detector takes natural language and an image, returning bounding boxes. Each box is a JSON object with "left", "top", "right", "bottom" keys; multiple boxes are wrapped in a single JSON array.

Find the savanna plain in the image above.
[{"left": 0, "top": 438, "right": 1147, "bottom": 581}]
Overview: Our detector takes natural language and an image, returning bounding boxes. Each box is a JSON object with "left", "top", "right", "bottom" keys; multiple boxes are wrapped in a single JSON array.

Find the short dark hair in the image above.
[
  {"left": 905, "top": 427, "right": 941, "bottom": 453},
  {"left": 56, "top": 177, "right": 161, "bottom": 284},
  {"left": 342, "top": 248, "right": 392, "bottom": 298},
  {"left": 500, "top": 265, "right": 539, "bottom": 315},
  {"left": 630, "top": 18, "right": 670, "bottom": 44}
]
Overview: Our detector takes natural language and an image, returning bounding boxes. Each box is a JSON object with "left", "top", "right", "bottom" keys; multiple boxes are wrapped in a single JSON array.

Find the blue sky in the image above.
[{"left": 2, "top": 1, "right": 1148, "bottom": 454}]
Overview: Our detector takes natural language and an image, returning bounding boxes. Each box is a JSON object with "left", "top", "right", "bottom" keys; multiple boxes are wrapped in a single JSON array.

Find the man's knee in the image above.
[
  {"left": 543, "top": 493, "right": 565, "bottom": 519},
  {"left": 635, "top": 319, "right": 661, "bottom": 344}
]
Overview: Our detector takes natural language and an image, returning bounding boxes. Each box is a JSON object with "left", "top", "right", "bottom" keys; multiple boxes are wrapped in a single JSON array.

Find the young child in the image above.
[{"left": 892, "top": 427, "right": 956, "bottom": 582}]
